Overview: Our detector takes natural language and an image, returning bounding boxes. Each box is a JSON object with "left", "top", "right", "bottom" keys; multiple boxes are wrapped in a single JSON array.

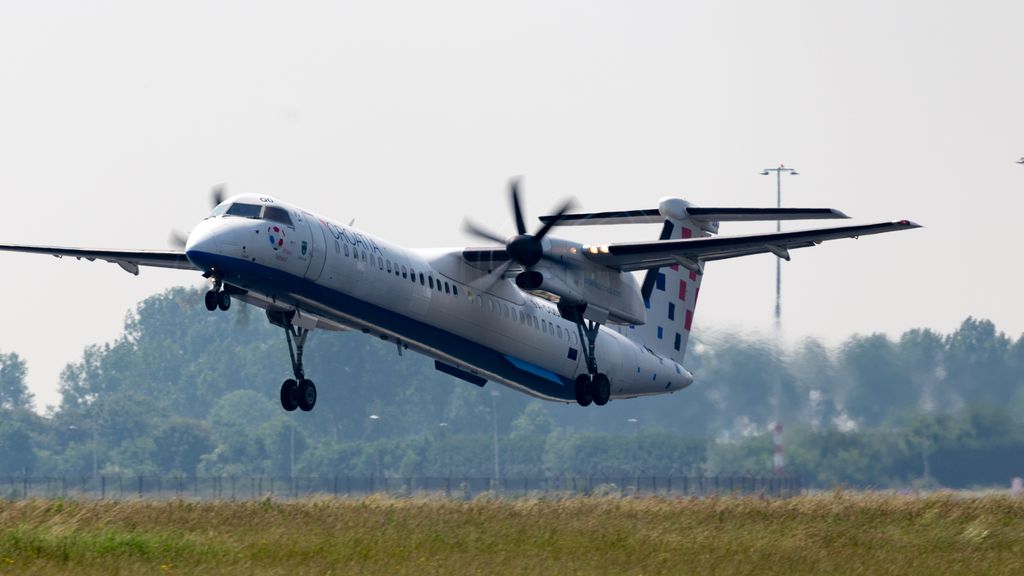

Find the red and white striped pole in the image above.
[{"left": 773, "top": 422, "right": 784, "bottom": 476}]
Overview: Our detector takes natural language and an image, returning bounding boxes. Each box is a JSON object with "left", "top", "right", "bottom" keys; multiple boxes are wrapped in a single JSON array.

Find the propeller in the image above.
[
  {"left": 169, "top": 184, "right": 230, "bottom": 249},
  {"left": 462, "top": 177, "right": 576, "bottom": 289}
]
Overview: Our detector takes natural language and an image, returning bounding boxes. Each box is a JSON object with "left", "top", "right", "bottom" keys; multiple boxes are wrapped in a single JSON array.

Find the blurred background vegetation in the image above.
[{"left": 3, "top": 287, "right": 1024, "bottom": 489}]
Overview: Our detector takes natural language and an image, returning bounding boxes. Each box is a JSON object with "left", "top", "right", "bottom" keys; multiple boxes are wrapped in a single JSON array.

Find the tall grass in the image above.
[{"left": 1, "top": 493, "right": 1023, "bottom": 575}]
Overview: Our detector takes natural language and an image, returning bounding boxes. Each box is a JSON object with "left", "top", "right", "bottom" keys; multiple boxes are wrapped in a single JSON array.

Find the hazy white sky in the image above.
[{"left": 2, "top": 1, "right": 1023, "bottom": 410}]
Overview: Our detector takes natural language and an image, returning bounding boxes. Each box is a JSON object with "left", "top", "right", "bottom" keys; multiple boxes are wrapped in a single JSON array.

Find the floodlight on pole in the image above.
[
  {"left": 490, "top": 390, "right": 501, "bottom": 485},
  {"left": 759, "top": 164, "right": 799, "bottom": 326},
  {"left": 369, "top": 414, "right": 382, "bottom": 478}
]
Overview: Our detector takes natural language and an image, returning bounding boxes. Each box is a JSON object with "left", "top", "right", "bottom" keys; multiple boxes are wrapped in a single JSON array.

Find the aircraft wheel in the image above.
[
  {"left": 592, "top": 373, "right": 611, "bottom": 406},
  {"left": 204, "top": 290, "right": 218, "bottom": 311},
  {"left": 574, "top": 374, "right": 593, "bottom": 407},
  {"left": 280, "top": 379, "right": 299, "bottom": 412},
  {"left": 217, "top": 290, "right": 231, "bottom": 311},
  {"left": 298, "top": 379, "right": 317, "bottom": 412}
]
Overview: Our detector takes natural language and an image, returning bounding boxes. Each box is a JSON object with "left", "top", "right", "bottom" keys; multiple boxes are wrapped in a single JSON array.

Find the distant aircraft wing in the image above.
[
  {"left": 0, "top": 244, "right": 196, "bottom": 275},
  {"left": 581, "top": 220, "right": 921, "bottom": 272}
]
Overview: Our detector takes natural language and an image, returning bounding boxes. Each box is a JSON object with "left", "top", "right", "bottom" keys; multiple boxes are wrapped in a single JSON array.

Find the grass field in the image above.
[{"left": 1, "top": 493, "right": 1023, "bottom": 575}]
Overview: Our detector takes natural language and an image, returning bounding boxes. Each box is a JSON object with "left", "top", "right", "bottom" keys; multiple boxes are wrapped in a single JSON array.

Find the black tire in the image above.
[
  {"left": 574, "top": 374, "right": 593, "bottom": 407},
  {"left": 204, "top": 290, "right": 218, "bottom": 311},
  {"left": 217, "top": 290, "right": 231, "bottom": 311},
  {"left": 298, "top": 379, "right": 317, "bottom": 412},
  {"left": 280, "top": 379, "right": 299, "bottom": 412},
  {"left": 592, "top": 373, "right": 611, "bottom": 406}
]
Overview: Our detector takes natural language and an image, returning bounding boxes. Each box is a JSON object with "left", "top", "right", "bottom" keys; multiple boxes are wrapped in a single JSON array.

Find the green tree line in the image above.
[{"left": 2, "top": 287, "right": 1024, "bottom": 488}]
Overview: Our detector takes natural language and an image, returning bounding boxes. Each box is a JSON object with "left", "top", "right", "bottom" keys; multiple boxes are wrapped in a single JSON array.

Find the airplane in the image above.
[{"left": 0, "top": 180, "right": 919, "bottom": 412}]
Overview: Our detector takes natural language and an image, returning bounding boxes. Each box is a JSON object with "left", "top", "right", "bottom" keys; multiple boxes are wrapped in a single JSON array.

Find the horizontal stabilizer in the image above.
[{"left": 539, "top": 207, "right": 848, "bottom": 226}]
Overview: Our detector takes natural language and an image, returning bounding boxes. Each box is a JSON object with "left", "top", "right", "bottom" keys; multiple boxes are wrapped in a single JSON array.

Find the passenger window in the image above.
[
  {"left": 334, "top": 240, "right": 340, "bottom": 254},
  {"left": 452, "top": 285, "right": 458, "bottom": 296},
  {"left": 401, "top": 265, "right": 407, "bottom": 279},
  {"left": 379, "top": 257, "right": 384, "bottom": 270},
  {"left": 428, "top": 276, "right": 434, "bottom": 289},
  {"left": 444, "top": 282, "right": 450, "bottom": 294},
  {"left": 420, "top": 273, "right": 425, "bottom": 285},
  {"left": 361, "top": 251, "right": 367, "bottom": 263},
  {"left": 557, "top": 326, "right": 563, "bottom": 339},
  {"left": 387, "top": 260, "right": 392, "bottom": 273}
]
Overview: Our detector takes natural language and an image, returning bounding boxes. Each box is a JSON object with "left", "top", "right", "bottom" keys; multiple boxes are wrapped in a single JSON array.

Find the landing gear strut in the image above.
[
  {"left": 268, "top": 310, "right": 317, "bottom": 412},
  {"left": 565, "top": 306, "right": 611, "bottom": 407},
  {"left": 204, "top": 279, "right": 231, "bottom": 312}
]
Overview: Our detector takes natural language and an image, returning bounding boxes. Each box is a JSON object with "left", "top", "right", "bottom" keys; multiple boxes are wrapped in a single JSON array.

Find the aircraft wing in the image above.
[
  {"left": 0, "top": 244, "right": 196, "bottom": 275},
  {"left": 582, "top": 220, "right": 921, "bottom": 272}
]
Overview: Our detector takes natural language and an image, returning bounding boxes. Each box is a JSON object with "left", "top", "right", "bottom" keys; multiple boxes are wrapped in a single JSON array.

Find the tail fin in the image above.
[{"left": 625, "top": 214, "right": 708, "bottom": 364}]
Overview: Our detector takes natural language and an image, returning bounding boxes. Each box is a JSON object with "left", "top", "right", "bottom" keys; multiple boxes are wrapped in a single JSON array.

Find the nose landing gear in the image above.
[{"left": 204, "top": 279, "right": 231, "bottom": 311}]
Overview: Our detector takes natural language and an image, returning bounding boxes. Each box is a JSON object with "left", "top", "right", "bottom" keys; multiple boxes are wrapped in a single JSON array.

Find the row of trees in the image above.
[{"left": 1, "top": 287, "right": 1023, "bottom": 488}]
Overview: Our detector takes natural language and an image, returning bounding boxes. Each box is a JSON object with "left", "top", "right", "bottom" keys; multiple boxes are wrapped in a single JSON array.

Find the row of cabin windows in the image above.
[
  {"left": 332, "top": 239, "right": 459, "bottom": 297},
  {"left": 475, "top": 296, "right": 576, "bottom": 345},
  {"left": 330, "top": 237, "right": 572, "bottom": 341}
]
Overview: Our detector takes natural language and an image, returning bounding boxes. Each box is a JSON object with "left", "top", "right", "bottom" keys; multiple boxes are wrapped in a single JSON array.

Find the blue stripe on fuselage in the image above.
[{"left": 187, "top": 251, "right": 577, "bottom": 402}]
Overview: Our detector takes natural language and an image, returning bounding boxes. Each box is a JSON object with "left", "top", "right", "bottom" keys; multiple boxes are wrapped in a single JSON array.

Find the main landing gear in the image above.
[
  {"left": 565, "top": 306, "right": 611, "bottom": 407},
  {"left": 204, "top": 280, "right": 231, "bottom": 312},
  {"left": 267, "top": 310, "right": 317, "bottom": 412}
]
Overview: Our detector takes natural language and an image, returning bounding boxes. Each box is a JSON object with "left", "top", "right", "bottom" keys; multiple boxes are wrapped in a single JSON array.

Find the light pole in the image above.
[
  {"left": 67, "top": 425, "right": 98, "bottom": 478},
  {"left": 490, "top": 390, "right": 501, "bottom": 487},
  {"left": 759, "top": 164, "right": 799, "bottom": 326},
  {"left": 489, "top": 387, "right": 501, "bottom": 485},
  {"left": 627, "top": 418, "right": 640, "bottom": 476},
  {"left": 438, "top": 422, "right": 450, "bottom": 476},
  {"left": 761, "top": 165, "right": 798, "bottom": 476},
  {"left": 369, "top": 414, "right": 381, "bottom": 479}
]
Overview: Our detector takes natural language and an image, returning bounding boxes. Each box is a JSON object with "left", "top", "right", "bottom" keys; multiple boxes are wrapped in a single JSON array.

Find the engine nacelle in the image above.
[{"left": 527, "top": 238, "right": 646, "bottom": 326}]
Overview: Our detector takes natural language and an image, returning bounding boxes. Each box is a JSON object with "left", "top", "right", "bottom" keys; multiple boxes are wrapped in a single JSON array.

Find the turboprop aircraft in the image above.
[{"left": 0, "top": 180, "right": 919, "bottom": 412}]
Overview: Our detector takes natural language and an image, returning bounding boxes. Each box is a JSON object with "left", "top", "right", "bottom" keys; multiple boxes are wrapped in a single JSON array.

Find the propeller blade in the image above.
[
  {"left": 211, "top": 183, "right": 226, "bottom": 208},
  {"left": 469, "top": 260, "right": 512, "bottom": 293},
  {"left": 510, "top": 177, "right": 527, "bottom": 235},
  {"left": 533, "top": 197, "right": 577, "bottom": 241},
  {"left": 462, "top": 219, "right": 507, "bottom": 244},
  {"left": 169, "top": 230, "right": 189, "bottom": 249}
]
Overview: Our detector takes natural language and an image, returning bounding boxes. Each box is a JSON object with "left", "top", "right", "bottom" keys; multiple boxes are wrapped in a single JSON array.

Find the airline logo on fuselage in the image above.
[{"left": 324, "top": 221, "right": 385, "bottom": 258}]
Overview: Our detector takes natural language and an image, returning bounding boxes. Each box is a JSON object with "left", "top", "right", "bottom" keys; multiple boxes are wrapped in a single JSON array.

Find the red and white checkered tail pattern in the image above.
[{"left": 627, "top": 216, "right": 707, "bottom": 364}]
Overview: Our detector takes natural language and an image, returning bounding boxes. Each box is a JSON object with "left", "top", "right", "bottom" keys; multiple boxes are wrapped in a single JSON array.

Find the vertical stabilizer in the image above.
[{"left": 623, "top": 203, "right": 709, "bottom": 364}]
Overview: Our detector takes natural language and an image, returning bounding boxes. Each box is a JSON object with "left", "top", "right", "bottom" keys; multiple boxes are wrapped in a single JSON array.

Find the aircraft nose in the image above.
[{"left": 184, "top": 221, "right": 222, "bottom": 271}]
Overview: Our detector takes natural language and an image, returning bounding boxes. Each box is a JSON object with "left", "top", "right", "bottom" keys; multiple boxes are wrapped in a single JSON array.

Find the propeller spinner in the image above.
[{"left": 463, "top": 178, "right": 575, "bottom": 289}]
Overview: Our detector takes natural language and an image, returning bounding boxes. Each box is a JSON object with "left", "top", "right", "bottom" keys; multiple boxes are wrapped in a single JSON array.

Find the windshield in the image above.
[
  {"left": 216, "top": 202, "right": 294, "bottom": 226},
  {"left": 225, "top": 203, "right": 262, "bottom": 218}
]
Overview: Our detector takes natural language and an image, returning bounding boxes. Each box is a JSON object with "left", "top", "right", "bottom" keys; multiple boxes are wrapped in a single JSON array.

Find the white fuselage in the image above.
[{"left": 185, "top": 195, "right": 693, "bottom": 403}]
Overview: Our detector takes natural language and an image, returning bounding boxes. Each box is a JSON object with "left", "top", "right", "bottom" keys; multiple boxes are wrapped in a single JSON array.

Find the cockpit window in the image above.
[
  {"left": 262, "top": 206, "right": 293, "bottom": 226},
  {"left": 225, "top": 203, "right": 262, "bottom": 218},
  {"left": 209, "top": 203, "right": 230, "bottom": 218},
  {"left": 219, "top": 203, "right": 295, "bottom": 226}
]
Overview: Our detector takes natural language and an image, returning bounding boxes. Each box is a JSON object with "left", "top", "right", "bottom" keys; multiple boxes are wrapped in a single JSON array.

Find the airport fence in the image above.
[{"left": 2, "top": 474, "right": 802, "bottom": 501}]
